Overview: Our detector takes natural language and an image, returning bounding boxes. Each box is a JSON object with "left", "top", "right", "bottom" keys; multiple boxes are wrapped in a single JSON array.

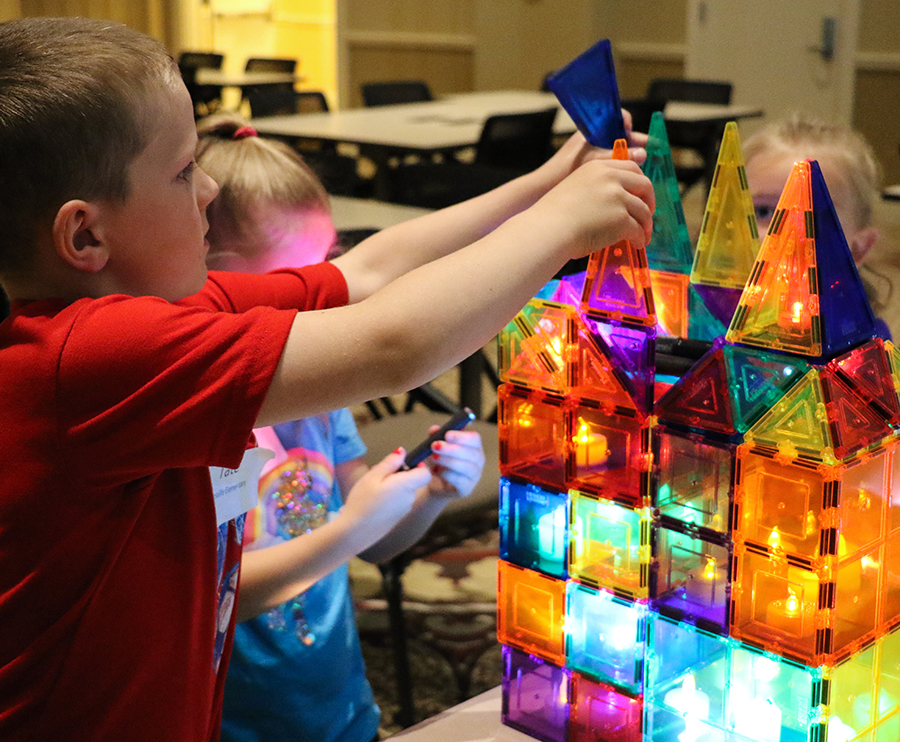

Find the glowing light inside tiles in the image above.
[
  {"left": 535, "top": 317, "right": 565, "bottom": 358},
  {"left": 557, "top": 676, "right": 568, "bottom": 707},
  {"left": 754, "top": 656, "right": 781, "bottom": 683},
  {"left": 768, "top": 527, "right": 781, "bottom": 550},
  {"left": 827, "top": 716, "right": 856, "bottom": 742},
  {"left": 605, "top": 622, "right": 637, "bottom": 653},
  {"left": 785, "top": 588, "right": 800, "bottom": 617},
  {"left": 733, "top": 695, "right": 782, "bottom": 742},
  {"left": 517, "top": 403, "right": 535, "bottom": 427},
  {"left": 573, "top": 419, "right": 609, "bottom": 468},
  {"left": 537, "top": 506, "right": 566, "bottom": 562},
  {"left": 702, "top": 556, "right": 717, "bottom": 580},
  {"left": 664, "top": 673, "right": 710, "bottom": 742},
  {"left": 861, "top": 555, "right": 879, "bottom": 571}
]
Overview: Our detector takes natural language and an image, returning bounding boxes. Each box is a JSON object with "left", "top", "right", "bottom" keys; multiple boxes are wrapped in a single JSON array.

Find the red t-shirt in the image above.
[{"left": 0, "top": 265, "right": 348, "bottom": 741}]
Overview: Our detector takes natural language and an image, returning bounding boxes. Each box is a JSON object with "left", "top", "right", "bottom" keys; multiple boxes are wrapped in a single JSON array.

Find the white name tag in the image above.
[{"left": 210, "top": 447, "right": 275, "bottom": 526}]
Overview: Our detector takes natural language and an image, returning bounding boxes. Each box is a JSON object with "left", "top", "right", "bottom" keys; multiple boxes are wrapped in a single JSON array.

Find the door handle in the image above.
[{"left": 808, "top": 17, "right": 836, "bottom": 61}]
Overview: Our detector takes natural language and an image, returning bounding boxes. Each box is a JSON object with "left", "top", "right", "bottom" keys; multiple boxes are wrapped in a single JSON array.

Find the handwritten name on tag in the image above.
[{"left": 210, "top": 447, "right": 274, "bottom": 526}]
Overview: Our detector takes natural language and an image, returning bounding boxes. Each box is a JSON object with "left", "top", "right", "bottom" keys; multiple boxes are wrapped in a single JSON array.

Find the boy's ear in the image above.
[{"left": 52, "top": 200, "right": 110, "bottom": 273}]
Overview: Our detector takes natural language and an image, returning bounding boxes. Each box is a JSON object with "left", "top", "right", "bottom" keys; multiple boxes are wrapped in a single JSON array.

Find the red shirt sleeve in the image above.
[
  {"left": 184, "top": 262, "right": 348, "bottom": 313},
  {"left": 56, "top": 264, "right": 348, "bottom": 486}
]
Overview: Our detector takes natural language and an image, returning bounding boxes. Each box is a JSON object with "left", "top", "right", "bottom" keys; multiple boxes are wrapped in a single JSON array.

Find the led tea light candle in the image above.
[
  {"left": 537, "top": 506, "right": 567, "bottom": 564},
  {"left": 684, "top": 555, "right": 726, "bottom": 606},
  {"left": 664, "top": 673, "right": 711, "bottom": 742},
  {"left": 573, "top": 419, "right": 608, "bottom": 470}
]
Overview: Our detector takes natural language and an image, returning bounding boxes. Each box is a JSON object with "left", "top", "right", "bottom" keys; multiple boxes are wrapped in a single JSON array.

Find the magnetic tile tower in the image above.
[
  {"left": 497, "top": 150, "right": 900, "bottom": 740},
  {"left": 497, "top": 39, "right": 900, "bottom": 742}
]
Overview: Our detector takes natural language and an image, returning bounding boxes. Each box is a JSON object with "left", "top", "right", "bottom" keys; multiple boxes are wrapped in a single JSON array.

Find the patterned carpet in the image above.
[{"left": 350, "top": 530, "right": 502, "bottom": 736}]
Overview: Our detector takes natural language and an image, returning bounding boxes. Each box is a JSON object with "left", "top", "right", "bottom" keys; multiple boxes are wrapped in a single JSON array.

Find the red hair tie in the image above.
[{"left": 233, "top": 125, "right": 257, "bottom": 140}]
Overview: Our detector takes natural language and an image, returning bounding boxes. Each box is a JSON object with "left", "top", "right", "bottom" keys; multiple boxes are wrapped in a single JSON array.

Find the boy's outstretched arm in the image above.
[
  {"left": 331, "top": 130, "right": 647, "bottom": 303},
  {"left": 257, "top": 156, "right": 653, "bottom": 427}
]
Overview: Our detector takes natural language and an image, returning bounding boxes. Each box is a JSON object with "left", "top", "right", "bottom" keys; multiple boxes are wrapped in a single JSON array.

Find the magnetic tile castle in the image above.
[{"left": 496, "top": 41, "right": 900, "bottom": 742}]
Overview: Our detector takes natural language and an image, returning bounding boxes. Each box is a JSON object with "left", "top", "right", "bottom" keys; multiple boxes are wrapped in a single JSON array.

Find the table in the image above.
[
  {"left": 252, "top": 91, "right": 762, "bottom": 200},
  {"left": 391, "top": 686, "right": 529, "bottom": 741},
  {"left": 330, "top": 195, "right": 432, "bottom": 231},
  {"left": 195, "top": 69, "right": 299, "bottom": 89}
]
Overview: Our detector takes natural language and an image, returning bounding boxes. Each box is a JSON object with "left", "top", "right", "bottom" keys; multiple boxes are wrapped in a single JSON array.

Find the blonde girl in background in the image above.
[{"left": 197, "top": 114, "right": 486, "bottom": 742}]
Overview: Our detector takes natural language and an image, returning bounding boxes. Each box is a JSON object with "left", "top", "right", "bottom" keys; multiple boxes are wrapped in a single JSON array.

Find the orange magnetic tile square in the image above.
[
  {"left": 497, "top": 560, "right": 567, "bottom": 665},
  {"left": 499, "top": 384, "right": 568, "bottom": 493},
  {"left": 566, "top": 402, "right": 650, "bottom": 508}
]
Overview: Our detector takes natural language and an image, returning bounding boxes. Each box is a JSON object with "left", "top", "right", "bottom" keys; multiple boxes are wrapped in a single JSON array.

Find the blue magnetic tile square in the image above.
[{"left": 545, "top": 38, "right": 626, "bottom": 149}]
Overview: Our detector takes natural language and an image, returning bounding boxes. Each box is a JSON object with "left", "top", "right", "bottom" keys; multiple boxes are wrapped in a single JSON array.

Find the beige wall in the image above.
[
  {"left": 19, "top": 0, "right": 170, "bottom": 43},
  {"left": 340, "top": 0, "right": 475, "bottom": 107},
  {"left": 856, "top": 0, "right": 900, "bottom": 184}
]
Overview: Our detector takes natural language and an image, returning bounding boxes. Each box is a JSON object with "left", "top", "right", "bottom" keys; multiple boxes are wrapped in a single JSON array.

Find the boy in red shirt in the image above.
[{"left": 0, "top": 16, "right": 653, "bottom": 742}]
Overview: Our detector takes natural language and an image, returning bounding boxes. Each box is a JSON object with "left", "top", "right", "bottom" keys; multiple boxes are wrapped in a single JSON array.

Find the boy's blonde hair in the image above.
[
  {"left": 0, "top": 17, "right": 179, "bottom": 274},
  {"left": 196, "top": 114, "right": 330, "bottom": 247},
  {"left": 744, "top": 113, "right": 882, "bottom": 230}
]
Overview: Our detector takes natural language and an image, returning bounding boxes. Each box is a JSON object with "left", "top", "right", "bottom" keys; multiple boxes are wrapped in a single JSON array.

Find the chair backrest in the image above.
[
  {"left": 247, "top": 89, "right": 330, "bottom": 118},
  {"left": 647, "top": 78, "right": 733, "bottom": 106},
  {"left": 244, "top": 57, "right": 298, "bottom": 75},
  {"left": 295, "top": 90, "right": 330, "bottom": 114},
  {"left": 178, "top": 51, "right": 224, "bottom": 74},
  {"left": 361, "top": 80, "right": 433, "bottom": 107},
  {"left": 475, "top": 107, "right": 558, "bottom": 172},
  {"left": 178, "top": 52, "right": 224, "bottom": 113}
]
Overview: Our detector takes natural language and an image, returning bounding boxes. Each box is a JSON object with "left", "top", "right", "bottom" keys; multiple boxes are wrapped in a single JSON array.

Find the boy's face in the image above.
[{"left": 98, "top": 81, "right": 219, "bottom": 301}]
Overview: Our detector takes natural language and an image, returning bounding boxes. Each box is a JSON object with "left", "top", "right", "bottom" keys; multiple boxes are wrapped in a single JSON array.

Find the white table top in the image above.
[
  {"left": 251, "top": 90, "right": 763, "bottom": 154},
  {"left": 195, "top": 69, "right": 299, "bottom": 87},
  {"left": 391, "top": 686, "right": 531, "bottom": 741},
  {"left": 330, "top": 196, "right": 432, "bottom": 231}
]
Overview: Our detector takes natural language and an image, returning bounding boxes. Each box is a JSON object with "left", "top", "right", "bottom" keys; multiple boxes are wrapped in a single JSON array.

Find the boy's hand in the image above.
[
  {"left": 529, "top": 158, "right": 655, "bottom": 258},
  {"left": 340, "top": 450, "right": 431, "bottom": 544},
  {"left": 423, "top": 428, "right": 485, "bottom": 501}
]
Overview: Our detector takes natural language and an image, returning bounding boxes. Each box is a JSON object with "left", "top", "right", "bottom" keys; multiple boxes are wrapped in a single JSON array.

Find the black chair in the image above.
[
  {"left": 244, "top": 56, "right": 298, "bottom": 77},
  {"left": 178, "top": 51, "right": 224, "bottom": 118},
  {"left": 645, "top": 78, "right": 734, "bottom": 193},
  {"left": 390, "top": 107, "right": 558, "bottom": 208},
  {"left": 242, "top": 57, "right": 298, "bottom": 111},
  {"left": 357, "top": 404, "right": 500, "bottom": 727},
  {"left": 246, "top": 88, "right": 324, "bottom": 119},
  {"left": 249, "top": 89, "right": 365, "bottom": 197},
  {"left": 361, "top": 80, "right": 433, "bottom": 107}
]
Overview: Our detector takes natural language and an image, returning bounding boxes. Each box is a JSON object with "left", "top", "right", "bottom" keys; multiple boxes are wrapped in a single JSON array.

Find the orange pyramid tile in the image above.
[
  {"left": 580, "top": 139, "right": 656, "bottom": 326},
  {"left": 689, "top": 122, "right": 760, "bottom": 290},
  {"left": 569, "top": 312, "right": 641, "bottom": 415},
  {"left": 726, "top": 160, "right": 822, "bottom": 356}
]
